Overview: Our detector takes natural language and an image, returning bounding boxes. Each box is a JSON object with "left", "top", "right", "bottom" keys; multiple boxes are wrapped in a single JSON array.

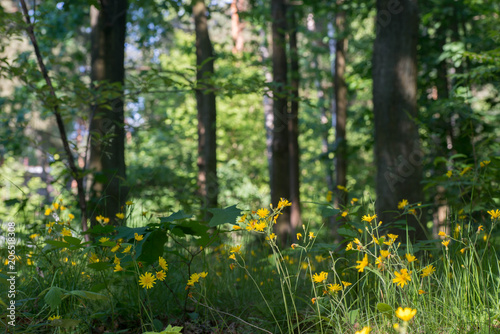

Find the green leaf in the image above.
[
  {"left": 50, "top": 318, "right": 80, "bottom": 328},
  {"left": 320, "top": 206, "right": 340, "bottom": 217},
  {"left": 63, "top": 236, "right": 81, "bottom": 245},
  {"left": 159, "top": 210, "right": 193, "bottom": 223},
  {"left": 143, "top": 325, "right": 183, "bottom": 334},
  {"left": 376, "top": 303, "right": 393, "bottom": 318},
  {"left": 208, "top": 205, "right": 242, "bottom": 227},
  {"left": 67, "top": 290, "right": 107, "bottom": 301},
  {"left": 45, "top": 240, "right": 70, "bottom": 249},
  {"left": 137, "top": 230, "right": 168, "bottom": 263},
  {"left": 337, "top": 227, "right": 357, "bottom": 238},
  {"left": 44, "top": 287, "right": 64, "bottom": 311},
  {"left": 347, "top": 309, "right": 359, "bottom": 324}
]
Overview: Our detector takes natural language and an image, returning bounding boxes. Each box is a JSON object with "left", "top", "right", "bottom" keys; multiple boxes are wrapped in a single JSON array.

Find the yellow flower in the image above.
[
  {"left": 229, "top": 253, "right": 236, "bottom": 260},
  {"left": 395, "top": 307, "right": 417, "bottom": 322},
  {"left": 312, "top": 271, "right": 328, "bottom": 283},
  {"left": 418, "top": 289, "right": 426, "bottom": 295},
  {"left": 291, "top": 243, "right": 298, "bottom": 249},
  {"left": 230, "top": 245, "right": 242, "bottom": 253},
  {"left": 398, "top": 199, "right": 409, "bottom": 210},
  {"left": 327, "top": 283, "right": 342, "bottom": 293},
  {"left": 361, "top": 214, "right": 377, "bottom": 223},
  {"left": 122, "top": 245, "right": 132, "bottom": 253},
  {"left": 487, "top": 209, "right": 500, "bottom": 219},
  {"left": 442, "top": 240, "right": 450, "bottom": 248},
  {"left": 53, "top": 202, "right": 60, "bottom": 210},
  {"left": 29, "top": 233, "right": 39, "bottom": 239},
  {"left": 238, "top": 214, "right": 247, "bottom": 223},
  {"left": 48, "top": 315, "right": 61, "bottom": 321},
  {"left": 114, "top": 255, "right": 121, "bottom": 264},
  {"left": 277, "top": 198, "right": 292, "bottom": 209},
  {"left": 355, "top": 254, "right": 369, "bottom": 272},
  {"left": 114, "top": 264, "right": 124, "bottom": 272},
  {"left": 89, "top": 252, "right": 99, "bottom": 263},
  {"left": 311, "top": 297, "right": 316, "bottom": 304},
  {"left": 266, "top": 233, "right": 277, "bottom": 241},
  {"left": 326, "top": 190, "right": 333, "bottom": 202},
  {"left": 134, "top": 233, "right": 144, "bottom": 241},
  {"left": 44, "top": 208, "right": 52, "bottom": 216},
  {"left": 232, "top": 225, "right": 241, "bottom": 230},
  {"left": 387, "top": 234, "right": 398, "bottom": 241},
  {"left": 351, "top": 198, "right": 359, "bottom": 205},
  {"left": 393, "top": 269, "right": 412, "bottom": 288},
  {"left": 255, "top": 221, "right": 267, "bottom": 231},
  {"left": 139, "top": 272, "right": 156, "bottom": 289},
  {"left": 158, "top": 256, "right": 168, "bottom": 271},
  {"left": 61, "top": 228, "right": 72, "bottom": 237},
  {"left": 256, "top": 208, "right": 270, "bottom": 218},
  {"left": 337, "top": 185, "right": 348, "bottom": 192},
  {"left": 380, "top": 250, "right": 390, "bottom": 258},
  {"left": 346, "top": 242, "right": 353, "bottom": 251},
  {"left": 110, "top": 243, "right": 121, "bottom": 252},
  {"left": 355, "top": 326, "right": 371, "bottom": 334},
  {"left": 125, "top": 200, "right": 134, "bottom": 205},
  {"left": 341, "top": 211, "right": 348, "bottom": 217},
  {"left": 116, "top": 213, "right": 125, "bottom": 219},
  {"left": 68, "top": 213, "right": 75, "bottom": 220},
  {"left": 405, "top": 253, "right": 416, "bottom": 263},
  {"left": 446, "top": 170, "right": 453, "bottom": 178},
  {"left": 480, "top": 160, "right": 490, "bottom": 167},
  {"left": 438, "top": 231, "right": 447, "bottom": 237},
  {"left": 460, "top": 166, "right": 472, "bottom": 176},
  {"left": 421, "top": 265, "right": 436, "bottom": 277},
  {"left": 156, "top": 270, "right": 166, "bottom": 281},
  {"left": 342, "top": 281, "right": 352, "bottom": 287},
  {"left": 99, "top": 237, "right": 110, "bottom": 243},
  {"left": 297, "top": 233, "right": 303, "bottom": 240},
  {"left": 309, "top": 232, "right": 315, "bottom": 239},
  {"left": 477, "top": 225, "right": 484, "bottom": 233},
  {"left": 187, "top": 272, "right": 202, "bottom": 287}
]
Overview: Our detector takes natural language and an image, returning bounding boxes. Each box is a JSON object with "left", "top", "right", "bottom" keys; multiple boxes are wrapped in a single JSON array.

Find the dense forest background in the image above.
[
  {"left": 1, "top": 0, "right": 498, "bottom": 238},
  {"left": 1, "top": 0, "right": 500, "bottom": 332}
]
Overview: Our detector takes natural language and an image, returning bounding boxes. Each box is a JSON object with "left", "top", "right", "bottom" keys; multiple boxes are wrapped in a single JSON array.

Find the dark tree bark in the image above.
[
  {"left": 270, "top": 0, "right": 291, "bottom": 242},
  {"left": 88, "top": 0, "right": 128, "bottom": 225},
  {"left": 373, "top": 0, "right": 426, "bottom": 241},
  {"left": 194, "top": 0, "right": 218, "bottom": 216},
  {"left": 334, "top": 6, "right": 348, "bottom": 209},
  {"left": 288, "top": 6, "right": 302, "bottom": 234}
]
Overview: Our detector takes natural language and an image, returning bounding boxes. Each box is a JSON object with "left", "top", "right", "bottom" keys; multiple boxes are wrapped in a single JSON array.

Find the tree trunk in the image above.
[
  {"left": 194, "top": 0, "right": 218, "bottom": 216},
  {"left": 270, "top": 0, "right": 291, "bottom": 243},
  {"left": 88, "top": 0, "right": 128, "bottom": 225},
  {"left": 334, "top": 6, "right": 348, "bottom": 209},
  {"left": 373, "top": 0, "right": 426, "bottom": 241},
  {"left": 288, "top": 6, "right": 302, "bottom": 234}
]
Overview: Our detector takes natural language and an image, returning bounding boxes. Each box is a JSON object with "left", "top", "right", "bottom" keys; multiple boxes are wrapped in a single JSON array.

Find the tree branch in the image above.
[{"left": 19, "top": 0, "right": 89, "bottom": 241}]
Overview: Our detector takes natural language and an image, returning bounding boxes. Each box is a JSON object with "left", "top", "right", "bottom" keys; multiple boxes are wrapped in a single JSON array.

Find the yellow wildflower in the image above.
[
  {"left": 309, "top": 232, "right": 315, "bottom": 239},
  {"left": 232, "top": 225, "right": 241, "bottom": 230},
  {"left": 122, "top": 245, "right": 132, "bottom": 253},
  {"left": 312, "top": 271, "right": 328, "bottom": 283},
  {"left": 99, "top": 237, "right": 110, "bottom": 243},
  {"left": 438, "top": 231, "right": 447, "bottom": 237},
  {"left": 327, "top": 283, "right": 342, "bottom": 293},
  {"left": 61, "top": 228, "right": 72, "bottom": 237},
  {"left": 114, "top": 264, "right": 124, "bottom": 272},
  {"left": 116, "top": 213, "right": 125, "bottom": 219},
  {"left": 355, "top": 327, "right": 371, "bottom": 334},
  {"left": 346, "top": 242, "right": 353, "bottom": 251},
  {"left": 421, "top": 265, "right": 436, "bottom": 277},
  {"left": 361, "top": 214, "right": 377, "bottom": 223},
  {"left": 256, "top": 208, "right": 270, "bottom": 218},
  {"left": 446, "top": 170, "right": 453, "bottom": 178},
  {"left": 277, "top": 198, "right": 292, "bottom": 209},
  {"left": 297, "top": 233, "right": 303, "bottom": 240},
  {"left": 68, "top": 213, "right": 75, "bottom": 220},
  {"left": 405, "top": 253, "right": 416, "bottom": 263},
  {"left": 158, "top": 256, "right": 168, "bottom": 271},
  {"left": 134, "top": 233, "right": 144, "bottom": 241},
  {"left": 395, "top": 307, "right": 417, "bottom": 321},
  {"left": 125, "top": 201, "right": 134, "bottom": 205},
  {"left": 156, "top": 270, "right": 166, "bottom": 281},
  {"left": 326, "top": 190, "right": 333, "bottom": 202},
  {"left": 44, "top": 208, "right": 52, "bottom": 216},
  {"left": 355, "top": 254, "right": 369, "bottom": 272},
  {"left": 255, "top": 221, "right": 266, "bottom": 231},
  {"left": 398, "top": 199, "right": 409, "bottom": 210},
  {"left": 393, "top": 269, "right": 412, "bottom": 288},
  {"left": 480, "top": 160, "right": 490, "bottom": 167},
  {"left": 487, "top": 209, "right": 500, "bottom": 219},
  {"left": 380, "top": 250, "right": 390, "bottom": 258},
  {"left": 460, "top": 166, "right": 472, "bottom": 176},
  {"left": 342, "top": 281, "right": 352, "bottom": 287},
  {"left": 266, "top": 233, "right": 277, "bottom": 241},
  {"left": 418, "top": 289, "right": 426, "bottom": 295},
  {"left": 442, "top": 239, "right": 450, "bottom": 248},
  {"left": 230, "top": 245, "right": 241, "bottom": 253},
  {"left": 138, "top": 272, "right": 156, "bottom": 289},
  {"left": 48, "top": 315, "right": 61, "bottom": 321},
  {"left": 110, "top": 243, "right": 121, "bottom": 252}
]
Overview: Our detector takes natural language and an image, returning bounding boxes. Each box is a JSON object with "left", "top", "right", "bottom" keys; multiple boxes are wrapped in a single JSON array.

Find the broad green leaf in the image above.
[
  {"left": 137, "top": 230, "right": 168, "bottom": 263},
  {"left": 208, "top": 205, "right": 242, "bottom": 227},
  {"left": 159, "top": 210, "right": 193, "bottom": 223},
  {"left": 44, "top": 286, "right": 64, "bottom": 311},
  {"left": 45, "top": 240, "right": 70, "bottom": 249},
  {"left": 376, "top": 302, "right": 393, "bottom": 318},
  {"left": 320, "top": 206, "right": 340, "bottom": 217},
  {"left": 63, "top": 236, "right": 81, "bottom": 245},
  {"left": 337, "top": 227, "right": 357, "bottom": 238},
  {"left": 67, "top": 290, "right": 107, "bottom": 301}
]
